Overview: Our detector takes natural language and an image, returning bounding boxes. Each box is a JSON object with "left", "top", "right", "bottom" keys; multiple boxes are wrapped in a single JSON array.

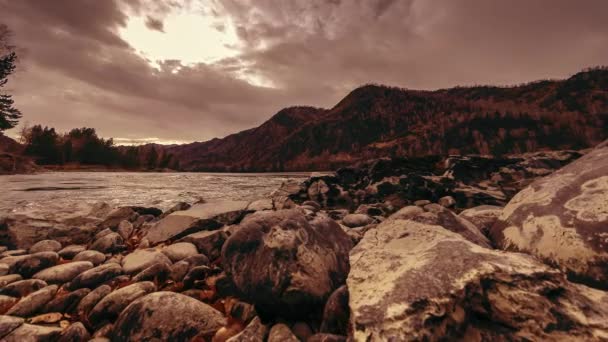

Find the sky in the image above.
[{"left": 1, "top": 0, "right": 607, "bottom": 145}]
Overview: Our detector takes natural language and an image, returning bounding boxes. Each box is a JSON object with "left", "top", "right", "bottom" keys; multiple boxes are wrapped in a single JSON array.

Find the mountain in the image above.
[
  {"left": 0, "top": 132, "right": 38, "bottom": 174},
  {"left": 165, "top": 67, "right": 607, "bottom": 171}
]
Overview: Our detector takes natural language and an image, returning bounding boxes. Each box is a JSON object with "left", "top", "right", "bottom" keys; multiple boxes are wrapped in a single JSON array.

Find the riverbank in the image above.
[{"left": 0, "top": 142, "right": 606, "bottom": 341}]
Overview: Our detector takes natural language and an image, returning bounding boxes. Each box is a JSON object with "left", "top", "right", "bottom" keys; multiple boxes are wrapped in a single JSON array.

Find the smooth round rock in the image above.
[
  {"left": 6, "top": 285, "right": 58, "bottom": 317},
  {"left": 161, "top": 243, "right": 198, "bottom": 262},
  {"left": 0, "top": 279, "right": 47, "bottom": 297},
  {"left": 121, "top": 249, "right": 171, "bottom": 275},
  {"left": 88, "top": 282, "right": 156, "bottom": 325},
  {"left": 58, "top": 322, "right": 91, "bottom": 342},
  {"left": 90, "top": 233, "right": 125, "bottom": 254},
  {"left": 57, "top": 245, "right": 87, "bottom": 259},
  {"left": 73, "top": 250, "right": 106, "bottom": 265},
  {"left": 32, "top": 261, "right": 94, "bottom": 284},
  {"left": 68, "top": 263, "right": 122, "bottom": 290},
  {"left": 112, "top": 291, "right": 226, "bottom": 341},
  {"left": 29, "top": 240, "right": 62, "bottom": 254},
  {"left": 342, "top": 214, "right": 375, "bottom": 228}
]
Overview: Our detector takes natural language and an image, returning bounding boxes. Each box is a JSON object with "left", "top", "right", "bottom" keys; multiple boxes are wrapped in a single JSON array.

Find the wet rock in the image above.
[
  {"left": 169, "top": 260, "right": 190, "bottom": 282},
  {"left": 0, "top": 315, "right": 23, "bottom": 338},
  {"left": 117, "top": 221, "right": 133, "bottom": 240},
  {"left": 0, "top": 216, "right": 97, "bottom": 250},
  {"left": 327, "top": 209, "right": 349, "bottom": 221},
  {"left": 414, "top": 199, "right": 431, "bottom": 206},
  {"left": 0, "top": 279, "right": 47, "bottom": 297},
  {"left": 43, "top": 288, "right": 90, "bottom": 313},
  {"left": 159, "top": 202, "right": 191, "bottom": 219},
  {"left": 28, "top": 240, "right": 62, "bottom": 254},
  {"left": 0, "top": 250, "right": 27, "bottom": 257},
  {"left": 307, "top": 333, "right": 347, "bottom": 342},
  {"left": 222, "top": 209, "right": 352, "bottom": 319},
  {"left": 100, "top": 207, "right": 137, "bottom": 229},
  {"left": 57, "top": 245, "right": 87, "bottom": 260},
  {"left": 132, "top": 262, "right": 171, "bottom": 283},
  {"left": 161, "top": 242, "right": 198, "bottom": 262},
  {"left": 58, "top": 322, "right": 91, "bottom": 342},
  {"left": 438, "top": 195, "right": 456, "bottom": 208},
  {"left": 76, "top": 284, "right": 112, "bottom": 318},
  {"left": 68, "top": 263, "right": 122, "bottom": 290},
  {"left": 145, "top": 200, "right": 250, "bottom": 245},
  {"left": 88, "top": 281, "right": 156, "bottom": 326},
  {"left": 112, "top": 291, "right": 226, "bottom": 341},
  {"left": 247, "top": 199, "right": 274, "bottom": 212},
  {"left": 348, "top": 218, "right": 608, "bottom": 341},
  {"left": 268, "top": 323, "right": 299, "bottom": 342},
  {"left": 354, "top": 204, "right": 386, "bottom": 216},
  {"left": 458, "top": 205, "right": 503, "bottom": 235},
  {"left": 121, "top": 249, "right": 171, "bottom": 275},
  {"left": 0, "top": 274, "right": 22, "bottom": 287},
  {"left": 226, "top": 316, "right": 268, "bottom": 342},
  {"left": 0, "top": 295, "right": 18, "bottom": 314},
  {"left": 90, "top": 232, "right": 125, "bottom": 254},
  {"left": 490, "top": 141, "right": 608, "bottom": 289},
  {"left": 0, "top": 264, "right": 8, "bottom": 276},
  {"left": 32, "top": 261, "right": 94, "bottom": 284},
  {"left": 320, "top": 285, "right": 349, "bottom": 335},
  {"left": 10, "top": 252, "right": 59, "bottom": 278},
  {"left": 229, "top": 300, "right": 256, "bottom": 323},
  {"left": 6, "top": 285, "right": 58, "bottom": 317},
  {"left": 73, "top": 250, "right": 106, "bottom": 265},
  {"left": 342, "top": 214, "right": 375, "bottom": 228},
  {"left": 179, "top": 230, "right": 227, "bottom": 260},
  {"left": 292, "top": 322, "right": 313, "bottom": 341},
  {"left": 95, "top": 228, "right": 113, "bottom": 240},
  {"left": 93, "top": 323, "right": 114, "bottom": 338},
  {"left": 2, "top": 322, "right": 62, "bottom": 341},
  {"left": 183, "top": 266, "right": 212, "bottom": 289}
]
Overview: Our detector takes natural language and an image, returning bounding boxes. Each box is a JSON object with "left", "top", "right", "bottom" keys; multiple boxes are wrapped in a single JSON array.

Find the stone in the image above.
[
  {"left": 0, "top": 264, "right": 7, "bottom": 276},
  {"left": 132, "top": 262, "right": 171, "bottom": 283},
  {"left": 169, "top": 261, "right": 190, "bottom": 282},
  {"left": 268, "top": 323, "right": 299, "bottom": 342},
  {"left": 95, "top": 228, "right": 113, "bottom": 240},
  {"left": 414, "top": 199, "right": 431, "bottom": 206},
  {"left": 43, "top": 288, "right": 90, "bottom": 313},
  {"left": 0, "top": 274, "right": 22, "bottom": 287},
  {"left": 121, "top": 249, "right": 172, "bottom": 275},
  {"left": 320, "top": 285, "right": 349, "bottom": 335},
  {"left": 90, "top": 233, "right": 125, "bottom": 254},
  {"left": 2, "top": 323, "right": 62, "bottom": 341},
  {"left": 6, "top": 285, "right": 58, "bottom": 317},
  {"left": 292, "top": 322, "right": 313, "bottom": 341},
  {"left": 76, "top": 285, "right": 112, "bottom": 318},
  {"left": 161, "top": 242, "right": 198, "bottom": 262},
  {"left": 100, "top": 207, "right": 137, "bottom": 229},
  {"left": 145, "top": 200, "right": 250, "bottom": 245},
  {"left": 32, "top": 261, "right": 94, "bottom": 284},
  {"left": 68, "top": 263, "right": 122, "bottom": 290},
  {"left": 438, "top": 195, "right": 456, "bottom": 208},
  {"left": 342, "top": 214, "right": 375, "bottom": 228},
  {"left": 58, "top": 322, "right": 91, "bottom": 342},
  {"left": 458, "top": 205, "right": 503, "bottom": 235},
  {"left": 0, "top": 216, "right": 97, "bottom": 250},
  {"left": 490, "top": 141, "right": 608, "bottom": 289},
  {"left": 307, "top": 334, "right": 347, "bottom": 342},
  {"left": 389, "top": 205, "right": 424, "bottom": 220},
  {"left": 93, "top": 323, "right": 114, "bottom": 338},
  {"left": 183, "top": 266, "right": 212, "bottom": 289},
  {"left": 226, "top": 316, "right": 268, "bottom": 342},
  {"left": 57, "top": 245, "right": 87, "bottom": 259},
  {"left": 117, "top": 220, "right": 133, "bottom": 240},
  {"left": 10, "top": 252, "right": 59, "bottom": 278},
  {"left": 0, "top": 295, "right": 18, "bottom": 314},
  {"left": 228, "top": 300, "right": 257, "bottom": 323},
  {"left": 0, "top": 315, "right": 24, "bottom": 338},
  {"left": 348, "top": 218, "right": 608, "bottom": 341},
  {"left": 178, "top": 230, "right": 227, "bottom": 260},
  {"left": 0, "top": 279, "right": 47, "bottom": 297},
  {"left": 112, "top": 291, "right": 226, "bottom": 341},
  {"left": 222, "top": 209, "right": 352, "bottom": 319},
  {"left": 247, "top": 199, "right": 274, "bottom": 212},
  {"left": 88, "top": 282, "right": 156, "bottom": 325},
  {"left": 28, "top": 240, "right": 62, "bottom": 254},
  {"left": 159, "top": 202, "right": 191, "bottom": 219},
  {"left": 0, "top": 250, "right": 27, "bottom": 257},
  {"left": 73, "top": 250, "right": 106, "bottom": 265}
]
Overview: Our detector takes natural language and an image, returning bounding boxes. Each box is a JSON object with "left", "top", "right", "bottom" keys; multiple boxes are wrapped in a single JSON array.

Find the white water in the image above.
[{"left": 0, "top": 172, "right": 310, "bottom": 219}]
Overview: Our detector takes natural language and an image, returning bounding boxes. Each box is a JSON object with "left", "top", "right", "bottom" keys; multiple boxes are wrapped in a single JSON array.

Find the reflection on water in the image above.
[{"left": 0, "top": 172, "right": 310, "bottom": 219}]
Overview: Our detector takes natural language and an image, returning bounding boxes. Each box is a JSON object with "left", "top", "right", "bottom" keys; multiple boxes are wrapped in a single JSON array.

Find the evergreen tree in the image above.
[{"left": 0, "top": 25, "right": 21, "bottom": 132}]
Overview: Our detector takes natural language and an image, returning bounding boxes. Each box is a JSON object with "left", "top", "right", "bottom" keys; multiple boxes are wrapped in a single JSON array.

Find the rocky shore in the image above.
[{"left": 0, "top": 142, "right": 606, "bottom": 341}]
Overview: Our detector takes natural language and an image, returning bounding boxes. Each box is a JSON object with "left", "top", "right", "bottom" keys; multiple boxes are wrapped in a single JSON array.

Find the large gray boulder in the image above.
[
  {"left": 88, "top": 282, "right": 156, "bottom": 325},
  {"left": 112, "top": 291, "right": 226, "bottom": 341},
  {"left": 348, "top": 218, "right": 608, "bottom": 341},
  {"left": 222, "top": 209, "right": 352, "bottom": 319},
  {"left": 490, "top": 140, "right": 608, "bottom": 289},
  {"left": 144, "top": 200, "right": 250, "bottom": 245}
]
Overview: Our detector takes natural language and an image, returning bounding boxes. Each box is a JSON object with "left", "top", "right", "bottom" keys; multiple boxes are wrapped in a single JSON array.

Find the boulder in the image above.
[
  {"left": 121, "top": 249, "right": 172, "bottom": 275},
  {"left": 0, "top": 279, "right": 47, "bottom": 297},
  {"left": 268, "top": 323, "right": 299, "bottom": 342},
  {"left": 0, "top": 264, "right": 7, "bottom": 276},
  {"left": 222, "top": 209, "right": 352, "bottom": 319},
  {"left": 68, "top": 263, "right": 122, "bottom": 290},
  {"left": 0, "top": 274, "right": 22, "bottom": 287},
  {"left": 0, "top": 295, "right": 18, "bottom": 313},
  {"left": 458, "top": 205, "right": 503, "bottom": 235},
  {"left": 76, "top": 284, "right": 112, "bottom": 318},
  {"left": 226, "top": 316, "right": 268, "bottom": 342},
  {"left": 247, "top": 199, "right": 274, "bottom": 212},
  {"left": 73, "top": 250, "right": 106, "bottom": 265},
  {"left": 117, "top": 220, "right": 133, "bottom": 240},
  {"left": 28, "top": 240, "right": 62, "bottom": 254},
  {"left": 178, "top": 230, "right": 227, "bottom": 260},
  {"left": 320, "top": 285, "right": 349, "bottom": 335},
  {"left": 342, "top": 214, "right": 375, "bottom": 228},
  {"left": 0, "top": 215, "right": 97, "bottom": 250},
  {"left": 57, "top": 245, "right": 87, "bottom": 259},
  {"left": 132, "top": 262, "right": 171, "bottom": 283},
  {"left": 0, "top": 315, "right": 24, "bottom": 338},
  {"left": 58, "top": 322, "right": 91, "bottom": 342},
  {"left": 112, "top": 291, "right": 226, "bottom": 341},
  {"left": 10, "top": 252, "right": 59, "bottom": 278},
  {"left": 169, "top": 261, "right": 190, "bottom": 282},
  {"left": 90, "top": 233, "right": 125, "bottom": 254},
  {"left": 100, "top": 207, "right": 137, "bottom": 229},
  {"left": 6, "top": 285, "right": 58, "bottom": 317},
  {"left": 2, "top": 323, "right": 62, "bottom": 341},
  {"left": 32, "top": 261, "right": 94, "bottom": 284},
  {"left": 88, "top": 281, "right": 156, "bottom": 325},
  {"left": 43, "top": 288, "right": 90, "bottom": 313},
  {"left": 144, "top": 200, "right": 250, "bottom": 245},
  {"left": 307, "top": 333, "right": 347, "bottom": 342},
  {"left": 438, "top": 195, "right": 456, "bottom": 208},
  {"left": 159, "top": 202, "right": 191, "bottom": 219},
  {"left": 161, "top": 242, "right": 198, "bottom": 262},
  {"left": 348, "top": 218, "right": 608, "bottom": 341},
  {"left": 490, "top": 141, "right": 608, "bottom": 289}
]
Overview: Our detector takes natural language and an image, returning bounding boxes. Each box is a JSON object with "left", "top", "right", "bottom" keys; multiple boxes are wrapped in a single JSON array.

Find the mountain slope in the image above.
[{"left": 169, "top": 67, "right": 608, "bottom": 171}]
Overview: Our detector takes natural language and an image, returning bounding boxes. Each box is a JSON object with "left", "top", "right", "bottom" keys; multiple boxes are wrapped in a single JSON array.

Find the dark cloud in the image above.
[{"left": 1, "top": 0, "right": 607, "bottom": 143}]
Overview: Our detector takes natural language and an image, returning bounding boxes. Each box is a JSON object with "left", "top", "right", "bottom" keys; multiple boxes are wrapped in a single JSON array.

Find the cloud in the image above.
[{"left": 1, "top": 0, "right": 607, "bottom": 144}]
